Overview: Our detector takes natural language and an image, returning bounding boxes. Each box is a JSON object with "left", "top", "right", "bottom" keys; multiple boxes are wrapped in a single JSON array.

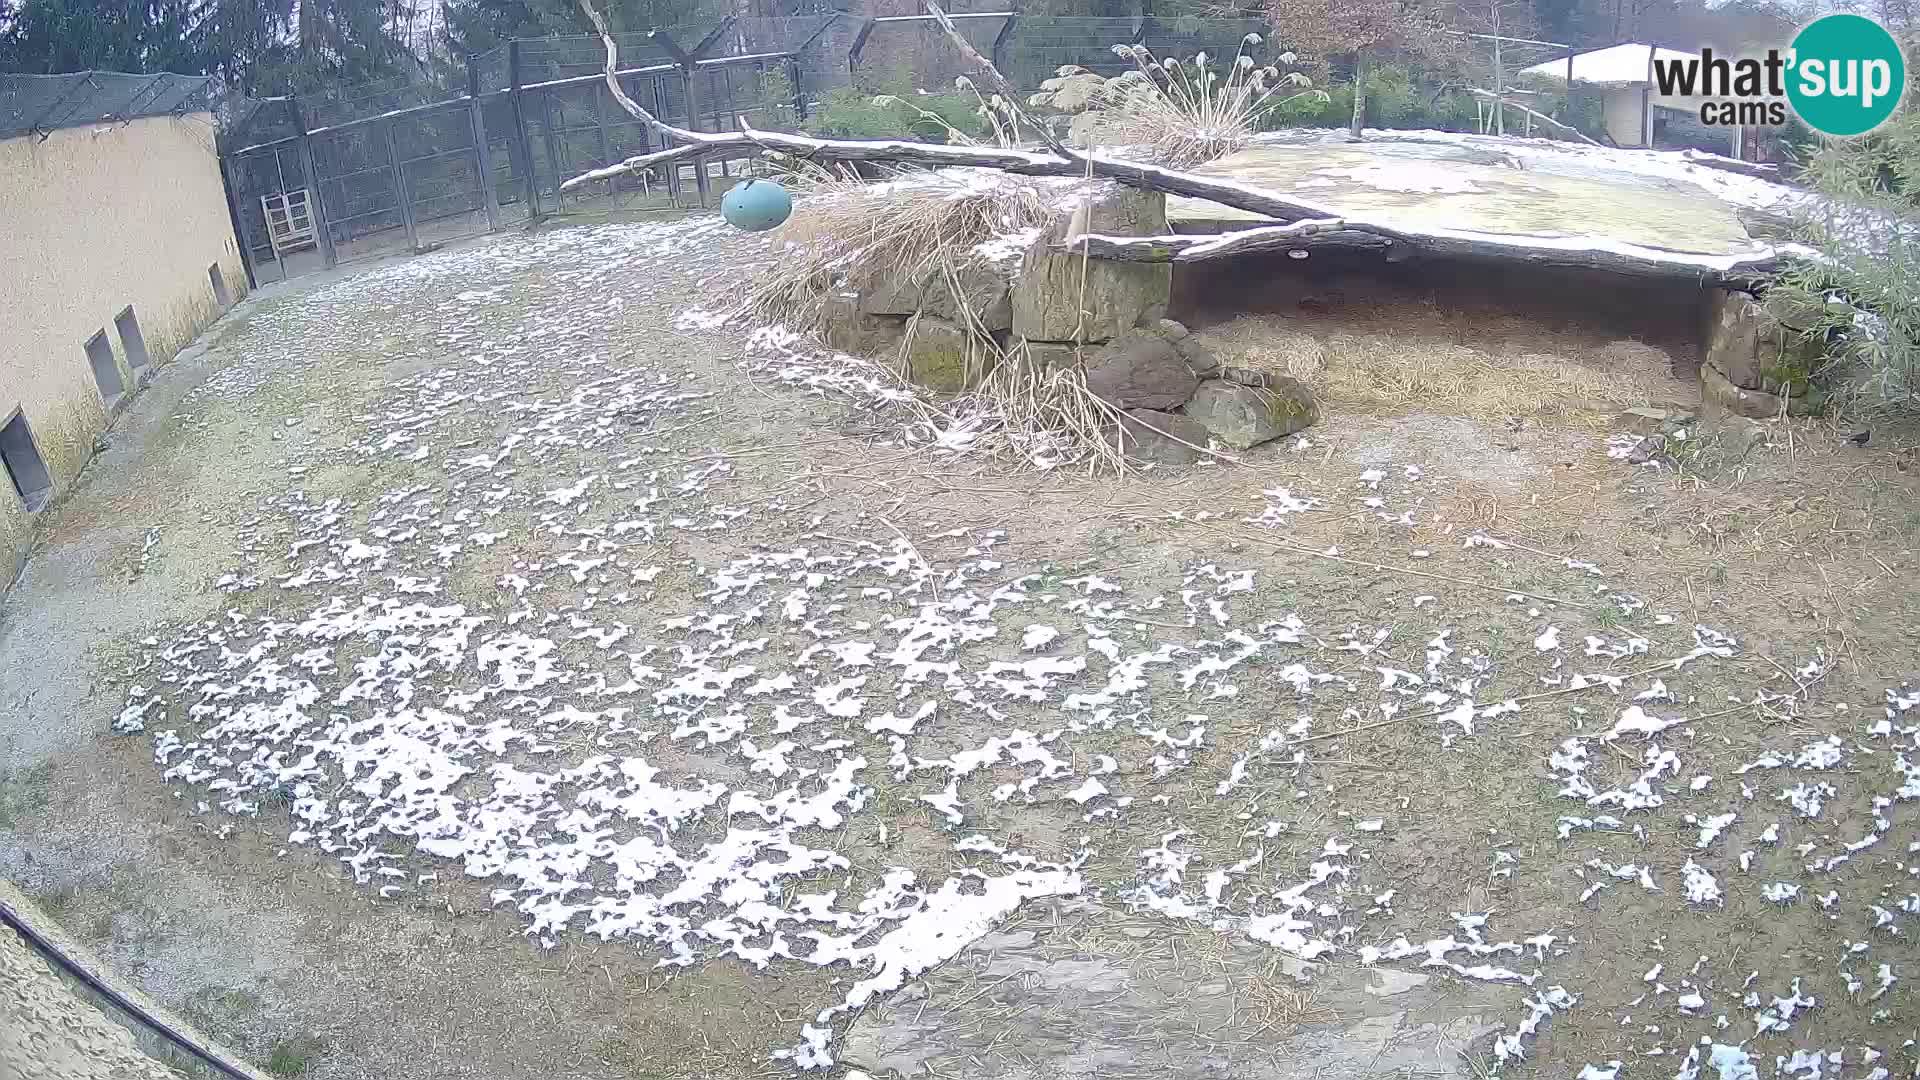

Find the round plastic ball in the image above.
[{"left": 720, "top": 178, "right": 793, "bottom": 233}]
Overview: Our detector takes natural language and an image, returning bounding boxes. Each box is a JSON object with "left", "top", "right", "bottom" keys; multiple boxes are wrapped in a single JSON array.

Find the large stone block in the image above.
[
  {"left": 860, "top": 259, "right": 1014, "bottom": 334},
  {"left": 918, "top": 260, "right": 1014, "bottom": 333},
  {"left": 1114, "top": 408, "right": 1212, "bottom": 465},
  {"left": 1018, "top": 340, "right": 1088, "bottom": 372},
  {"left": 1702, "top": 288, "right": 1822, "bottom": 396},
  {"left": 1700, "top": 363, "right": 1820, "bottom": 419},
  {"left": 1084, "top": 333, "right": 1197, "bottom": 410},
  {"left": 1700, "top": 363, "right": 1781, "bottom": 419},
  {"left": 904, "top": 317, "right": 993, "bottom": 394},
  {"left": 1182, "top": 377, "right": 1318, "bottom": 449},
  {"left": 824, "top": 291, "right": 907, "bottom": 357},
  {"left": 859, "top": 275, "right": 923, "bottom": 317},
  {"left": 1013, "top": 188, "right": 1173, "bottom": 344}
]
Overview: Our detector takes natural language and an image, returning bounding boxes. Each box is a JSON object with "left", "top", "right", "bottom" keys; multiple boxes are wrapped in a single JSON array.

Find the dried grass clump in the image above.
[
  {"left": 1078, "top": 36, "right": 1323, "bottom": 166},
  {"left": 738, "top": 167, "right": 1165, "bottom": 474},
  {"left": 744, "top": 167, "right": 1057, "bottom": 331},
  {"left": 1207, "top": 315, "right": 1684, "bottom": 423},
  {"left": 940, "top": 351, "right": 1133, "bottom": 474}
]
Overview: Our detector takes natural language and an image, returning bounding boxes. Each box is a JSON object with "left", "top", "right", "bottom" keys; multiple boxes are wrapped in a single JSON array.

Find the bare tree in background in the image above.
[{"left": 1266, "top": 0, "right": 1455, "bottom": 139}]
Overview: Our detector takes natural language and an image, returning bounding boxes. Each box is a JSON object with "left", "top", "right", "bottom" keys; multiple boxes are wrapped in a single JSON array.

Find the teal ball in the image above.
[{"left": 720, "top": 178, "right": 792, "bottom": 232}]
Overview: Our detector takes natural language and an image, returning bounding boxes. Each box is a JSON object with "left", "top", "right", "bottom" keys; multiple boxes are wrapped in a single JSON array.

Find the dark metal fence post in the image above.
[
  {"left": 788, "top": 55, "right": 807, "bottom": 119},
  {"left": 289, "top": 100, "right": 337, "bottom": 268},
  {"left": 593, "top": 80, "right": 617, "bottom": 194},
  {"left": 216, "top": 153, "right": 263, "bottom": 290},
  {"left": 991, "top": 14, "right": 1019, "bottom": 73},
  {"left": 849, "top": 18, "right": 877, "bottom": 71},
  {"left": 508, "top": 40, "right": 542, "bottom": 221},
  {"left": 383, "top": 121, "right": 421, "bottom": 251},
  {"left": 684, "top": 68, "right": 710, "bottom": 207},
  {"left": 652, "top": 30, "right": 709, "bottom": 207},
  {"left": 467, "top": 56, "right": 501, "bottom": 230},
  {"left": 540, "top": 87, "right": 564, "bottom": 206}
]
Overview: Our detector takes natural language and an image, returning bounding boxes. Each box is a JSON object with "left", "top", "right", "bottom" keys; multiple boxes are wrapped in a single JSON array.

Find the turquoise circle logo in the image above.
[{"left": 1786, "top": 14, "right": 1906, "bottom": 136}]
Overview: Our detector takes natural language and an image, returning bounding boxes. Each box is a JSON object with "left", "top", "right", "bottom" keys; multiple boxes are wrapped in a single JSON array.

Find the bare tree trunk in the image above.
[{"left": 1348, "top": 49, "right": 1367, "bottom": 141}]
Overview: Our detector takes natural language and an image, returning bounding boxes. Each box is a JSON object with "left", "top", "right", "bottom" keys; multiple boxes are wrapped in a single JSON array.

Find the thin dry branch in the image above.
[
  {"left": 581, "top": 0, "right": 767, "bottom": 155},
  {"left": 1065, "top": 218, "right": 1383, "bottom": 261},
  {"left": 1465, "top": 88, "right": 1601, "bottom": 146},
  {"left": 1073, "top": 220, "right": 1788, "bottom": 280},
  {"left": 924, "top": 0, "right": 1076, "bottom": 161}
]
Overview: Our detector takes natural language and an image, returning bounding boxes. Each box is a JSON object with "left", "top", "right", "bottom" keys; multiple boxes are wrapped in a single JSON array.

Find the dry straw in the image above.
[{"left": 1076, "top": 36, "right": 1324, "bottom": 166}]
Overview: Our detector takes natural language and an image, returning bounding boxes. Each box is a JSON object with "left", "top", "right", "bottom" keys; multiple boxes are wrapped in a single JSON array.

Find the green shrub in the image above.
[
  {"left": 1259, "top": 60, "right": 1596, "bottom": 140},
  {"left": 804, "top": 85, "right": 987, "bottom": 142},
  {"left": 750, "top": 67, "right": 800, "bottom": 133},
  {"left": 1770, "top": 82, "right": 1920, "bottom": 410},
  {"left": 1261, "top": 61, "right": 1474, "bottom": 131}
]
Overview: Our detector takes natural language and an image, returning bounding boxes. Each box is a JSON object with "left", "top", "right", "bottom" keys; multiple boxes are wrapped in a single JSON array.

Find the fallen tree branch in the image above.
[
  {"left": 561, "top": 134, "right": 1075, "bottom": 192},
  {"left": 1065, "top": 218, "right": 1384, "bottom": 261},
  {"left": 1073, "top": 220, "right": 1789, "bottom": 280},
  {"left": 581, "top": 0, "right": 740, "bottom": 152},
  {"left": 1465, "top": 88, "right": 1601, "bottom": 146}
]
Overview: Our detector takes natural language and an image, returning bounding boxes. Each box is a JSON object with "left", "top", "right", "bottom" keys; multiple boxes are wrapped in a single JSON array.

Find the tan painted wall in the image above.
[
  {"left": 1603, "top": 86, "right": 1648, "bottom": 147},
  {"left": 0, "top": 112, "right": 244, "bottom": 577}
]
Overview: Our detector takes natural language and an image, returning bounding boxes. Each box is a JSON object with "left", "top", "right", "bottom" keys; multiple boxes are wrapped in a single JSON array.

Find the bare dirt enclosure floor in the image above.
[{"left": 1, "top": 213, "right": 1918, "bottom": 1080}]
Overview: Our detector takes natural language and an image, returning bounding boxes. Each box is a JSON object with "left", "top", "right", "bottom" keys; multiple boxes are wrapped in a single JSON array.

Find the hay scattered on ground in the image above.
[{"left": 1202, "top": 313, "right": 1689, "bottom": 424}]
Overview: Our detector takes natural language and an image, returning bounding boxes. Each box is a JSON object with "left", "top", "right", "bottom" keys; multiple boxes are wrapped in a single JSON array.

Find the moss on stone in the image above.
[{"left": 909, "top": 344, "right": 971, "bottom": 394}]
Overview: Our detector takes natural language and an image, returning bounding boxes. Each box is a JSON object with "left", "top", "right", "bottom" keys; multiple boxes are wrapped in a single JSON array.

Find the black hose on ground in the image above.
[{"left": 0, "top": 893, "right": 263, "bottom": 1080}]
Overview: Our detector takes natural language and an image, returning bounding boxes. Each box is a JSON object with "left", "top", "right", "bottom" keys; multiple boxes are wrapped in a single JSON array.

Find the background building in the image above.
[{"left": 0, "top": 71, "right": 246, "bottom": 581}]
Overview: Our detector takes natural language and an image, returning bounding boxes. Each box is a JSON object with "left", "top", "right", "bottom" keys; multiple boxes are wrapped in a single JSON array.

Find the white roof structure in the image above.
[{"left": 1520, "top": 43, "right": 1697, "bottom": 86}]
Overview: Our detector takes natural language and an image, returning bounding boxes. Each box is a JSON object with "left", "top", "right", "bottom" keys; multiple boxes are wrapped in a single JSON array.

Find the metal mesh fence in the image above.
[
  {"left": 249, "top": 12, "right": 1289, "bottom": 142},
  {"left": 1002, "top": 15, "right": 1269, "bottom": 85},
  {"left": 300, "top": 71, "right": 466, "bottom": 131},
  {"left": 218, "top": 48, "right": 797, "bottom": 284},
  {"left": 0, "top": 71, "right": 216, "bottom": 140},
  {"left": 212, "top": 13, "right": 1586, "bottom": 285}
]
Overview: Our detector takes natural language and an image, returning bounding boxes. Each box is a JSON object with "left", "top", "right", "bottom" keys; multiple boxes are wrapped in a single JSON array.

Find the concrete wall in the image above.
[
  {"left": 1602, "top": 86, "right": 1648, "bottom": 147},
  {"left": 0, "top": 113, "right": 244, "bottom": 579}
]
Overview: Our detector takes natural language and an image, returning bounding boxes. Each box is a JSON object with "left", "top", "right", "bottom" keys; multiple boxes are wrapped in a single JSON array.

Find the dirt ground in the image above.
[
  {"left": 1, "top": 214, "right": 1917, "bottom": 1080},
  {"left": 1, "top": 918, "right": 183, "bottom": 1080}
]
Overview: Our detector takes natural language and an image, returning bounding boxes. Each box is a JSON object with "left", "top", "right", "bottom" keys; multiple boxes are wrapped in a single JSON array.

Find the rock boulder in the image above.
[
  {"left": 1084, "top": 333, "right": 1197, "bottom": 410},
  {"left": 1702, "top": 287, "right": 1823, "bottom": 397},
  {"left": 1113, "top": 409, "right": 1212, "bottom": 465},
  {"left": 917, "top": 259, "right": 1015, "bottom": 333},
  {"left": 824, "top": 291, "right": 906, "bottom": 357},
  {"left": 1012, "top": 188, "right": 1172, "bottom": 344},
  {"left": 905, "top": 317, "right": 990, "bottom": 394},
  {"left": 1182, "top": 377, "right": 1318, "bottom": 449}
]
